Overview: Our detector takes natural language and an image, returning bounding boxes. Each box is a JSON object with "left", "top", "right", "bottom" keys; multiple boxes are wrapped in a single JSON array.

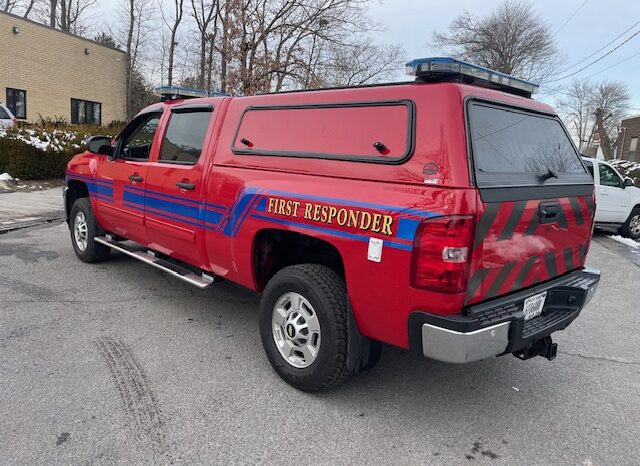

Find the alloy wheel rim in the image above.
[
  {"left": 271, "top": 292, "right": 321, "bottom": 368},
  {"left": 630, "top": 215, "right": 640, "bottom": 236},
  {"left": 74, "top": 211, "right": 88, "bottom": 251}
]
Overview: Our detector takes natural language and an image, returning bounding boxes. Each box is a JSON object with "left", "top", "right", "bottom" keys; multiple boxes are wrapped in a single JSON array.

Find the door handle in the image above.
[
  {"left": 128, "top": 174, "right": 143, "bottom": 182},
  {"left": 176, "top": 181, "right": 195, "bottom": 190},
  {"left": 538, "top": 202, "right": 559, "bottom": 224}
]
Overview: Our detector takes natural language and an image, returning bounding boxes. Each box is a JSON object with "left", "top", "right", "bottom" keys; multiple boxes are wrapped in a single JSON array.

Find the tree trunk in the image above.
[
  {"left": 50, "top": 0, "right": 58, "bottom": 27},
  {"left": 595, "top": 108, "right": 614, "bottom": 161},
  {"left": 60, "top": 0, "right": 67, "bottom": 31},
  {"left": 168, "top": 32, "right": 177, "bottom": 85},
  {"left": 125, "top": 0, "right": 135, "bottom": 119}
]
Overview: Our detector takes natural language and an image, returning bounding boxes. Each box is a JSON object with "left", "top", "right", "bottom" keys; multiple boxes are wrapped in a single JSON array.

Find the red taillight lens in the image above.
[{"left": 410, "top": 215, "right": 475, "bottom": 293}]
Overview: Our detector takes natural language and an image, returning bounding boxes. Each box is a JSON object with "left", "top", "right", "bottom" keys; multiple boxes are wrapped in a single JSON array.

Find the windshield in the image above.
[
  {"left": 0, "top": 106, "right": 10, "bottom": 119},
  {"left": 468, "top": 102, "right": 590, "bottom": 187}
]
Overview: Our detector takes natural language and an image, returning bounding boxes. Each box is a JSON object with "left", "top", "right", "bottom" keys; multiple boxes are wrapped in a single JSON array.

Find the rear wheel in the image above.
[
  {"left": 619, "top": 207, "right": 640, "bottom": 240},
  {"left": 70, "top": 198, "right": 111, "bottom": 263},
  {"left": 259, "top": 264, "right": 351, "bottom": 392}
]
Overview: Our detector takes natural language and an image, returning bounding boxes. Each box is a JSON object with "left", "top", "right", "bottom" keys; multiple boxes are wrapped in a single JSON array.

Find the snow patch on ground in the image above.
[
  {"left": 608, "top": 235, "right": 640, "bottom": 249},
  {"left": 0, "top": 172, "right": 13, "bottom": 181}
]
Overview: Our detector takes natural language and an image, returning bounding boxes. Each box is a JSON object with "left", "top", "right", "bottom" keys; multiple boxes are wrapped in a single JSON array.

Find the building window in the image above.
[
  {"left": 6, "top": 88, "right": 26, "bottom": 119},
  {"left": 629, "top": 137, "right": 638, "bottom": 160},
  {"left": 71, "top": 98, "right": 101, "bottom": 125}
]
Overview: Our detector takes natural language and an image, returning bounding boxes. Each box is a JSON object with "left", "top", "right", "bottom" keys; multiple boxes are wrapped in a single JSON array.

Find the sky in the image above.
[
  {"left": 365, "top": 0, "right": 640, "bottom": 113},
  {"left": 94, "top": 0, "right": 640, "bottom": 113}
]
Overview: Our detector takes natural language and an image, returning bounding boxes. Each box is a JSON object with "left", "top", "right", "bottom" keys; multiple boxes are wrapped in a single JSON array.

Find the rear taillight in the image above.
[{"left": 410, "top": 215, "right": 475, "bottom": 293}]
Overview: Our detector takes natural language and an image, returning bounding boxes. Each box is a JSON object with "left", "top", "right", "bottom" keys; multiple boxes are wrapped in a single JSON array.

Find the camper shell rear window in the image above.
[
  {"left": 232, "top": 100, "right": 415, "bottom": 163},
  {"left": 467, "top": 101, "right": 591, "bottom": 187}
]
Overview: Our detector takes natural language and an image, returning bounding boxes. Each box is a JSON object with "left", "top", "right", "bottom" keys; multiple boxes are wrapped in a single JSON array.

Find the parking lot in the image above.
[{"left": 1, "top": 222, "right": 639, "bottom": 465}]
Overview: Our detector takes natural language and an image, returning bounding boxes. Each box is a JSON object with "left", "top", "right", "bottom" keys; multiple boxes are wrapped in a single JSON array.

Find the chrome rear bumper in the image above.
[{"left": 412, "top": 268, "right": 600, "bottom": 364}]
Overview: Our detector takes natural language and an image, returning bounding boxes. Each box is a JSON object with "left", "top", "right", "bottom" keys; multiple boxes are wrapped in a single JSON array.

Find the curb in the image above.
[{"left": 0, "top": 213, "right": 65, "bottom": 234}]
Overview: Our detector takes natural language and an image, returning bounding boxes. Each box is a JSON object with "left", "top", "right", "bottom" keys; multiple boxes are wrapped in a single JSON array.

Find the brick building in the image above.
[
  {"left": 0, "top": 11, "right": 126, "bottom": 125},
  {"left": 617, "top": 116, "right": 640, "bottom": 162}
]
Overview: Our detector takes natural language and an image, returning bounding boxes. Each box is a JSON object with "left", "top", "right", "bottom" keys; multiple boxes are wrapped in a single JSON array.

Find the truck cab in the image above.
[
  {"left": 64, "top": 58, "right": 600, "bottom": 391},
  {"left": 582, "top": 157, "right": 640, "bottom": 239}
]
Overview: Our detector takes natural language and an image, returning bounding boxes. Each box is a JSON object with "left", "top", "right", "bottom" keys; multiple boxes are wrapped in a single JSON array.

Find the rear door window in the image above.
[
  {"left": 0, "top": 106, "right": 10, "bottom": 119},
  {"left": 159, "top": 110, "right": 212, "bottom": 165},
  {"left": 232, "top": 101, "right": 414, "bottom": 163},
  {"left": 468, "top": 102, "right": 590, "bottom": 187}
]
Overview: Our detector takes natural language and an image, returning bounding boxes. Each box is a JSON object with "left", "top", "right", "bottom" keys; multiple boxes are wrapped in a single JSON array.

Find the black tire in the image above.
[
  {"left": 259, "top": 264, "right": 351, "bottom": 392},
  {"left": 619, "top": 207, "right": 640, "bottom": 240},
  {"left": 69, "top": 198, "right": 111, "bottom": 263}
]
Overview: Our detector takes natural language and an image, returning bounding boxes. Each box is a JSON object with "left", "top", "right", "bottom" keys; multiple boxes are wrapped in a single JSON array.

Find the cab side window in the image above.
[
  {"left": 599, "top": 164, "right": 621, "bottom": 188},
  {"left": 120, "top": 114, "right": 161, "bottom": 161},
  {"left": 159, "top": 110, "right": 212, "bottom": 165}
]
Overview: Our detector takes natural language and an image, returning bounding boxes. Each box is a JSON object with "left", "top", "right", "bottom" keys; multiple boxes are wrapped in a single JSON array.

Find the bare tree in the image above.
[
  {"left": 431, "top": 0, "right": 560, "bottom": 82},
  {"left": 557, "top": 79, "right": 629, "bottom": 159},
  {"left": 557, "top": 79, "right": 596, "bottom": 153},
  {"left": 191, "top": 0, "right": 219, "bottom": 88},
  {"left": 592, "top": 81, "right": 629, "bottom": 160},
  {"left": 319, "top": 42, "right": 404, "bottom": 87},
  {"left": 3, "top": 0, "right": 19, "bottom": 12},
  {"left": 164, "top": 0, "right": 184, "bottom": 85},
  {"left": 112, "top": 0, "right": 154, "bottom": 118}
]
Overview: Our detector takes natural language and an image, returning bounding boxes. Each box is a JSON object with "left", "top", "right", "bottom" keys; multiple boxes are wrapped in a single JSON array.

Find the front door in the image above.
[
  {"left": 144, "top": 105, "right": 216, "bottom": 267},
  {"left": 95, "top": 112, "right": 162, "bottom": 244},
  {"left": 596, "top": 162, "right": 627, "bottom": 222}
]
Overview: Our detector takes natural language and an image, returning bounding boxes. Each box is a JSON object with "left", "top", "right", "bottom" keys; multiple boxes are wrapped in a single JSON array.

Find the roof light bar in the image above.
[
  {"left": 405, "top": 57, "right": 539, "bottom": 98},
  {"left": 155, "top": 85, "right": 229, "bottom": 101}
]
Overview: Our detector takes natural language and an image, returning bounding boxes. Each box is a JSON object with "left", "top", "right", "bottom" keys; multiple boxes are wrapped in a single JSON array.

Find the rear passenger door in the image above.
[{"left": 143, "top": 104, "right": 215, "bottom": 267}]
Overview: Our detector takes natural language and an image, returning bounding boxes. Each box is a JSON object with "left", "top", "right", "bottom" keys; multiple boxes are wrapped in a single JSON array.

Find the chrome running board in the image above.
[{"left": 94, "top": 235, "right": 217, "bottom": 288}]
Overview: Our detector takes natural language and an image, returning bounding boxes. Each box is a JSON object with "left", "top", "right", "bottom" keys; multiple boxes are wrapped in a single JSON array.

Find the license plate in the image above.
[{"left": 523, "top": 291, "right": 547, "bottom": 321}]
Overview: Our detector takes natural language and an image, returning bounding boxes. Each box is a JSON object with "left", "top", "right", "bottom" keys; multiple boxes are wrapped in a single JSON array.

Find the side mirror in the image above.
[
  {"left": 623, "top": 177, "right": 635, "bottom": 188},
  {"left": 86, "top": 136, "right": 114, "bottom": 158}
]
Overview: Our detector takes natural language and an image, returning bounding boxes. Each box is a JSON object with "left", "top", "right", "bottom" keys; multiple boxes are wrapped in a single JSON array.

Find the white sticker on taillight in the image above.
[{"left": 441, "top": 246, "right": 468, "bottom": 263}]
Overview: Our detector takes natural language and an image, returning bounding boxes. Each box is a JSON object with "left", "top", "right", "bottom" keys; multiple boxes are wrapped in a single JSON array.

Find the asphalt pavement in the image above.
[
  {"left": 1, "top": 223, "right": 639, "bottom": 465},
  {"left": 0, "top": 187, "right": 64, "bottom": 232}
]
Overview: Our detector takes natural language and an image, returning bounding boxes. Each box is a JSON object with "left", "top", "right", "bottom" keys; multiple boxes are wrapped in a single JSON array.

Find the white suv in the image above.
[
  {"left": 583, "top": 157, "right": 640, "bottom": 240},
  {"left": 0, "top": 102, "right": 16, "bottom": 128}
]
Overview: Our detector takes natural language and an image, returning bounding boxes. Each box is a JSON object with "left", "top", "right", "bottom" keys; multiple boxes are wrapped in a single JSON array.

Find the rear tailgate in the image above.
[{"left": 465, "top": 100, "right": 595, "bottom": 305}]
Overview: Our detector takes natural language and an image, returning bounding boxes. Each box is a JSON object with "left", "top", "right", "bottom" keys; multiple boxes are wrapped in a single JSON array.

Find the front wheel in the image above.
[
  {"left": 259, "top": 264, "right": 351, "bottom": 392},
  {"left": 619, "top": 207, "right": 640, "bottom": 240},
  {"left": 70, "top": 198, "right": 111, "bottom": 263}
]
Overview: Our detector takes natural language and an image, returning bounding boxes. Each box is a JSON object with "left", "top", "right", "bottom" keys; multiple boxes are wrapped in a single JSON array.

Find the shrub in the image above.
[{"left": 0, "top": 138, "right": 78, "bottom": 180}]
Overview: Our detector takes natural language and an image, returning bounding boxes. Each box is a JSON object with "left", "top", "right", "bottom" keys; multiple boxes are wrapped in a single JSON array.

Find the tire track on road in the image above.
[{"left": 95, "top": 336, "right": 171, "bottom": 462}]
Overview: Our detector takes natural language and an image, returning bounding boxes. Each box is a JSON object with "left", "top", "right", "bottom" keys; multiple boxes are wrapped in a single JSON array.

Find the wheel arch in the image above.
[
  {"left": 65, "top": 180, "right": 90, "bottom": 224},
  {"left": 252, "top": 228, "right": 346, "bottom": 292}
]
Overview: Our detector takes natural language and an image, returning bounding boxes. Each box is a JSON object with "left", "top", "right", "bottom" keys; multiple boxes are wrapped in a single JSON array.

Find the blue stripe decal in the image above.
[
  {"left": 202, "top": 209, "right": 224, "bottom": 226},
  {"left": 123, "top": 190, "right": 222, "bottom": 227},
  {"left": 90, "top": 193, "right": 113, "bottom": 203},
  {"left": 222, "top": 187, "right": 261, "bottom": 236},
  {"left": 250, "top": 214, "right": 413, "bottom": 251},
  {"left": 255, "top": 197, "right": 267, "bottom": 212},
  {"left": 125, "top": 184, "right": 226, "bottom": 211},
  {"left": 231, "top": 190, "right": 264, "bottom": 237},
  {"left": 265, "top": 189, "right": 437, "bottom": 218},
  {"left": 89, "top": 184, "right": 114, "bottom": 197},
  {"left": 124, "top": 202, "right": 217, "bottom": 231},
  {"left": 397, "top": 217, "right": 421, "bottom": 242}
]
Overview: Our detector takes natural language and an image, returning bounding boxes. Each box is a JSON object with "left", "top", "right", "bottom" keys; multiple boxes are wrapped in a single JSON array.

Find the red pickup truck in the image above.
[{"left": 65, "top": 58, "right": 600, "bottom": 391}]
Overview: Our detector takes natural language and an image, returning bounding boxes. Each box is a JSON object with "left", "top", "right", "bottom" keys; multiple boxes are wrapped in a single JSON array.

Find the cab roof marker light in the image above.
[
  {"left": 155, "top": 85, "right": 229, "bottom": 101},
  {"left": 406, "top": 57, "right": 539, "bottom": 98}
]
